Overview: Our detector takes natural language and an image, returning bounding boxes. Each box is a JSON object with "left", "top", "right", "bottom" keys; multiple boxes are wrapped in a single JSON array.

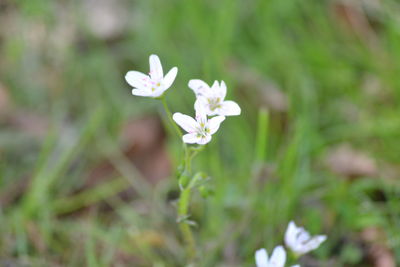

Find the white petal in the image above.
[
  {"left": 194, "top": 98, "right": 207, "bottom": 123},
  {"left": 188, "top": 79, "right": 211, "bottom": 96},
  {"left": 219, "top": 80, "right": 227, "bottom": 99},
  {"left": 150, "top": 88, "right": 166, "bottom": 98},
  {"left": 291, "top": 265, "right": 301, "bottom": 267},
  {"left": 208, "top": 116, "right": 225, "bottom": 134},
  {"left": 269, "top": 246, "right": 286, "bottom": 267},
  {"left": 219, "top": 100, "right": 241, "bottom": 116},
  {"left": 125, "top": 71, "right": 150, "bottom": 89},
  {"left": 285, "top": 221, "right": 299, "bottom": 250},
  {"left": 197, "top": 134, "right": 211, "bottom": 145},
  {"left": 132, "top": 88, "right": 152, "bottom": 97},
  {"left": 302, "top": 235, "right": 327, "bottom": 254},
  {"left": 194, "top": 96, "right": 208, "bottom": 111},
  {"left": 149, "top": 54, "right": 163, "bottom": 80},
  {"left": 210, "top": 80, "right": 219, "bottom": 92},
  {"left": 182, "top": 133, "right": 199, "bottom": 144},
  {"left": 172, "top": 113, "right": 198, "bottom": 133},
  {"left": 163, "top": 67, "right": 178, "bottom": 90},
  {"left": 297, "top": 229, "right": 311, "bottom": 244},
  {"left": 255, "top": 248, "right": 269, "bottom": 267}
]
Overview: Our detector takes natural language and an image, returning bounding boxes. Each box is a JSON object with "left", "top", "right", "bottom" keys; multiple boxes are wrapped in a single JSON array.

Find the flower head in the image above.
[
  {"left": 284, "top": 221, "right": 326, "bottom": 256},
  {"left": 189, "top": 79, "right": 241, "bottom": 116},
  {"left": 125, "top": 54, "right": 178, "bottom": 98},
  {"left": 255, "top": 246, "right": 286, "bottom": 267},
  {"left": 255, "top": 246, "right": 300, "bottom": 267},
  {"left": 172, "top": 101, "right": 225, "bottom": 145}
]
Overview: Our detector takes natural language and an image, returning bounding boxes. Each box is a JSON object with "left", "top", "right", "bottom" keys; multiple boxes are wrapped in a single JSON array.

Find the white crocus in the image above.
[
  {"left": 284, "top": 221, "right": 327, "bottom": 256},
  {"left": 189, "top": 79, "right": 241, "bottom": 116},
  {"left": 125, "top": 54, "right": 178, "bottom": 98},
  {"left": 172, "top": 101, "right": 225, "bottom": 145},
  {"left": 255, "top": 246, "right": 300, "bottom": 267}
]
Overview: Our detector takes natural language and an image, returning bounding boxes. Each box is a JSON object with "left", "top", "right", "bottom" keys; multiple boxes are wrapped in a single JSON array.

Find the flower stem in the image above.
[
  {"left": 161, "top": 96, "right": 183, "bottom": 140},
  {"left": 176, "top": 146, "right": 199, "bottom": 260},
  {"left": 160, "top": 96, "right": 196, "bottom": 260},
  {"left": 178, "top": 186, "right": 196, "bottom": 260}
]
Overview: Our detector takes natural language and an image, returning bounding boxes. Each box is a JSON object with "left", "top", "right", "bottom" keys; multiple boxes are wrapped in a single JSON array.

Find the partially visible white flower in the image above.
[
  {"left": 189, "top": 79, "right": 241, "bottom": 116},
  {"left": 172, "top": 101, "right": 225, "bottom": 145},
  {"left": 255, "top": 246, "right": 300, "bottom": 267},
  {"left": 285, "top": 221, "right": 327, "bottom": 256},
  {"left": 125, "top": 54, "right": 178, "bottom": 98},
  {"left": 255, "top": 246, "right": 286, "bottom": 267}
]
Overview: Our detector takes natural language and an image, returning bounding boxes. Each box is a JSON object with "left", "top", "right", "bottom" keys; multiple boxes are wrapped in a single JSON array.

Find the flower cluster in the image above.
[
  {"left": 125, "top": 54, "right": 240, "bottom": 145},
  {"left": 255, "top": 221, "right": 326, "bottom": 267},
  {"left": 125, "top": 55, "right": 327, "bottom": 266}
]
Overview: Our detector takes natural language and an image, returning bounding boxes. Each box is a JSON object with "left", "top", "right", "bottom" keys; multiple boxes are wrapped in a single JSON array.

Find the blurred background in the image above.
[{"left": 1, "top": 0, "right": 400, "bottom": 266}]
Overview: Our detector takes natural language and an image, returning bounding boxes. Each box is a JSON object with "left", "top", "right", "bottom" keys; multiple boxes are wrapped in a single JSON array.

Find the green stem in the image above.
[
  {"left": 178, "top": 187, "right": 196, "bottom": 260},
  {"left": 177, "top": 145, "right": 206, "bottom": 260},
  {"left": 161, "top": 96, "right": 183, "bottom": 139},
  {"left": 177, "top": 146, "right": 197, "bottom": 259},
  {"left": 185, "top": 146, "right": 191, "bottom": 173},
  {"left": 160, "top": 96, "right": 200, "bottom": 260}
]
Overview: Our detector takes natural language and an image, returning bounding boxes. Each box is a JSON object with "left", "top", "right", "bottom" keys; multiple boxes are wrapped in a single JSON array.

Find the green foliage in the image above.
[{"left": 1, "top": 0, "right": 400, "bottom": 266}]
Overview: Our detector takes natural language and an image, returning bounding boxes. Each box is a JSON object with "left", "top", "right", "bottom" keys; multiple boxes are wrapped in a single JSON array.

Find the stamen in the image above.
[{"left": 207, "top": 97, "right": 221, "bottom": 111}]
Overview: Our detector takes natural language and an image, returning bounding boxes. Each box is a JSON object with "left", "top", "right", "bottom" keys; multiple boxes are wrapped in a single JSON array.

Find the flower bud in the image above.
[
  {"left": 199, "top": 185, "right": 213, "bottom": 198},
  {"left": 178, "top": 174, "right": 190, "bottom": 189}
]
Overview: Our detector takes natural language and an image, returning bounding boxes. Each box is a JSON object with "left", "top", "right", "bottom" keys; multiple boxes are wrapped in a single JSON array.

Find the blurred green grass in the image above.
[{"left": 1, "top": 0, "right": 400, "bottom": 266}]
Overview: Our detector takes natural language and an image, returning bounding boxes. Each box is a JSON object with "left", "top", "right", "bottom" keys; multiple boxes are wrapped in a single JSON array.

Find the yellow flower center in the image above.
[{"left": 208, "top": 97, "right": 221, "bottom": 111}]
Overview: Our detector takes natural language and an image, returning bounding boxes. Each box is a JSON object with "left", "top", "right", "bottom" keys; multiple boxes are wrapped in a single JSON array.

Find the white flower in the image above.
[
  {"left": 125, "top": 54, "right": 178, "bottom": 98},
  {"left": 255, "top": 246, "right": 300, "bottom": 267},
  {"left": 255, "top": 246, "right": 286, "bottom": 267},
  {"left": 285, "top": 221, "right": 327, "bottom": 256},
  {"left": 188, "top": 79, "right": 241, "bottom": 116},
  {"left": 172, "top": 101, "right": 225, "bottom": 145}
]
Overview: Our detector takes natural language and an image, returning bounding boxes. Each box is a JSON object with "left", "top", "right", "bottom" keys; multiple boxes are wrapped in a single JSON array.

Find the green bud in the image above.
[
  {"left": 199, "top": 185, "right": 212, "bottom": 198},
  {"left": 178, "top": 174, "right": 190, "bottom": 189}
]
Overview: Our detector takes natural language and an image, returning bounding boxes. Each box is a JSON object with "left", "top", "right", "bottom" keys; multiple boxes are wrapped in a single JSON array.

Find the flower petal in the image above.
[
  {"left": 188, "top": 79, "right": 211, "bottom": 96},
  {"left": 255, "top": 248, "right": 269, "bottom": 267},
  {"left": 194, "top": 98, "right": 208, "bottom": 123},
  {"left": 285, "top": 221, "right": 326, "bottom": 255},
  {"left": 182, "top": 133, "right": 199, "bottom": 144},
  {"left": 150, "top": 88, "right": 166, "bottom": 98},
  {"left": 219, "top": 100, "right": 241, "bottom": 116},
  {"left": 302, "top": 235, "right": 327, "bottom": 254},
  {"left": 194, "top": 96, "right": 208, "bottom": 110},
  {"left": 297, "top": 229, "right": 311, "bottom": 244},
  {"left": 210, "top": 80, "right": 219, "bottom": 92},
  {"left": 172, "top": 113, "right": 198, "bottom": 133},
  {"left": 197, "top": 134, "right": 211, "bottom": 145},
  {"left": 219, "top": 80, "right": 227, "bottom": 99},
  {"left": 132, "top": 88, "right": 152, "bottom": 97},
  {"left": 125, "top": 71, "right": 150, "bottom": 89},
  {"left": 163, "top": 67, "right": 178, "bottom": 90},
  {"left": 149, "top": 54, "right": 163, "bottom": 80},
  {"left": 269, "top": 246, "right": 286, "bottom": 267},
  {"left": 208, "top": 116, "right": 225, "bottom": 135},
  {"left": 285, "top": 221, "right": 299, "bottom": 250}
]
